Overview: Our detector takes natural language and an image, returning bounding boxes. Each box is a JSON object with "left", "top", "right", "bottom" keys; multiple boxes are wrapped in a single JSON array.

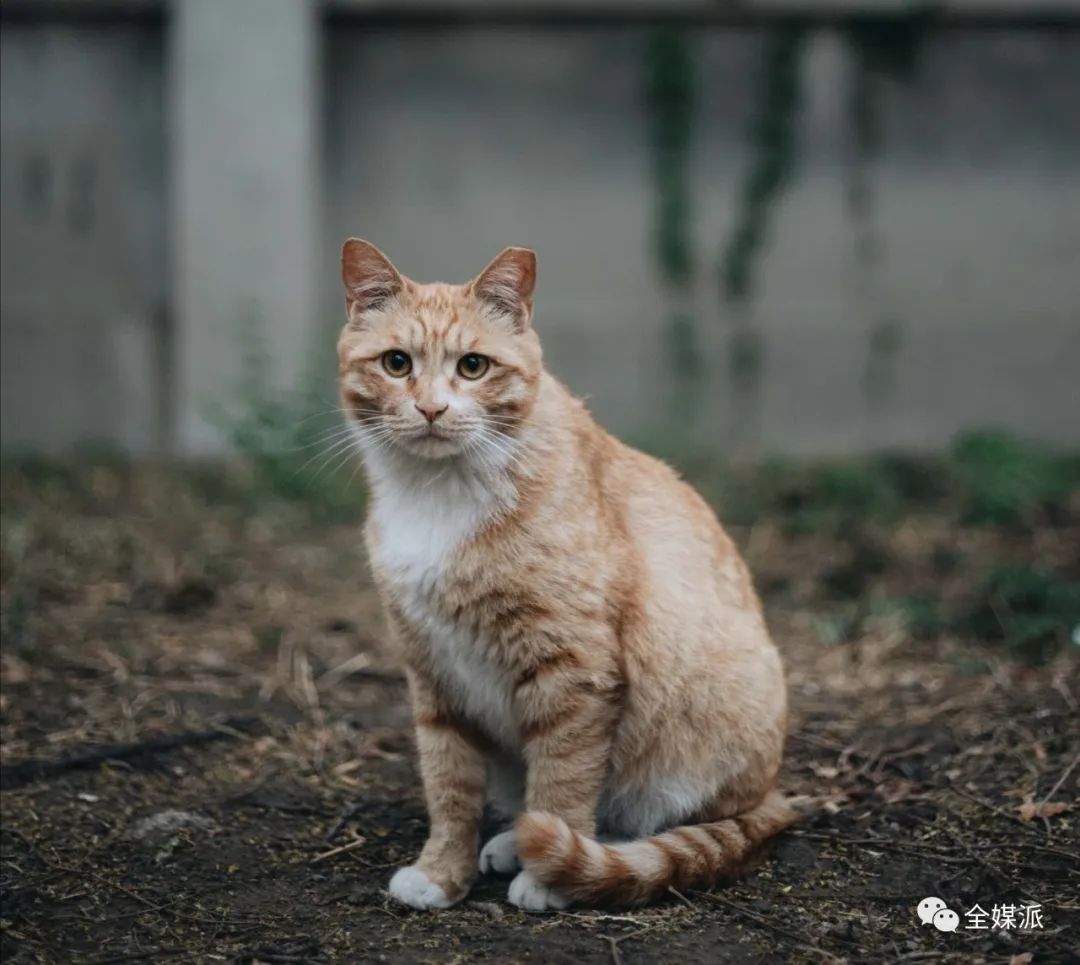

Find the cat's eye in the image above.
[
  {"left": 381, "top": 350, "right": 412, "bottom": 378},
  {"left": 457, "top": 353, "right": 490, "bottom": 380}
]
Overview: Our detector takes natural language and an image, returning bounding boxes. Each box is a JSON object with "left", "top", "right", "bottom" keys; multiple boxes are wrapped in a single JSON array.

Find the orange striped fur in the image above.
[
  {"left": 338, "top": 240, "right": 794, "bottom": 912},
  {"left": 517, "top": 791, "right": 797, "bottom": 907}
]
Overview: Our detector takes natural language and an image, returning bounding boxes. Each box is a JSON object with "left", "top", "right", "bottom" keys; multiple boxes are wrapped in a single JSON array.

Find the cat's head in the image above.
[{"left": 338, "top": 240, "right": 542, "bottom": 461}]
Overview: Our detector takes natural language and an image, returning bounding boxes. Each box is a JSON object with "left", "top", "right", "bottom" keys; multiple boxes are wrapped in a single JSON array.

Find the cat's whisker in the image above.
[
  {"left": 290, "top": 432, "right": 361, "bottom": 478},
  {"left": 473, "top": 431, "right": 511, "bottom": 461},
  {"left": 481, "top": 414, "right": 523, "bottom": 426},
  {"left": 477, "top": 422, "right": 518, "bottom": 452},
  {"left": 475, "top": 428, "right": 525, "bottom": 470},
  {"left": 306, "top": 422, "right": 393, "bottom": 473},
  {"left": 421, "top": 463, "right": 452, "bottom": 490},
  {"left": 280, "top": 424, "right": 359, "bottom": 453},
  {"left": 467, "top": 432, "right": 509, "bottom": 470},
  {"left": 343, "top": 441, "right": 374, "bottom": 489},
  {"left": 343, "top": 430, "right": 395, "bottom": 459},
  {"left": 310, "top": 439, "right": 365, "bottom": 485},
  {"left": 479, "top": 419, "right": 524, "bottom": 434},
  {"left": 350, "top": 423, "right": 403, "bottom": 456},
  {"left": 305, "top": 447, "right": 365, "bottom": 488},
  {"left": 290, "top": 404, "right": 355, "bottom": 427},
  {"left": 475, "top": 441, "right": 528, "bottom": 481}
]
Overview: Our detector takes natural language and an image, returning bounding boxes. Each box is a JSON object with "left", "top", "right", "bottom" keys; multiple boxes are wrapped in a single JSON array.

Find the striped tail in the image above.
[{"left": 516, "top": 790, "right": 798, "bottom": 908}]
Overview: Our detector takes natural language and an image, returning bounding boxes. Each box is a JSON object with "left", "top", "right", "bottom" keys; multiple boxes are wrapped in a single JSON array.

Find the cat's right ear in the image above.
[{"left": 341, "top": 239, "right": 405, "bottom": 324}]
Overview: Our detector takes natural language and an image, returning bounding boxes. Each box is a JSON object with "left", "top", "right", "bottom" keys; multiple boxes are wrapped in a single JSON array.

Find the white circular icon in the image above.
[
  {"left": 917, "top": 897, "right": 948, "bottom": 925},
  {"left": 932, "top": 908, "right": 959, "bottom": 933}
]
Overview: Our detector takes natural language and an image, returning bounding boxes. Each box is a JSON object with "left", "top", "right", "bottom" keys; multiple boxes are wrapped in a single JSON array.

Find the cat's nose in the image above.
[{"left": 415, "top": 402, "right": 448, "bottom": 424}]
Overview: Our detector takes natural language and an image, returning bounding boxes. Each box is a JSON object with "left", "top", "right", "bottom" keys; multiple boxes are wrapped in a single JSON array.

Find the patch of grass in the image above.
[
  {"left": 0, "top": 585, "right": 37, "bottom": 656},
  {"left": 207, "top": 321, "right": 362, "bottom": 522},
  {"left": 866, "top": 568, "right": 1076, "bottom": 668},
  {"left": 960, "top": 566, "right": 1080, "bottom": 664},
  {"left": 643, "top": 429, "right": 1076, "bottom": 536},
  {"left": 671, "top": 452, "right": 917, "bottom": 534},
  {"left": 821, "top": 536, "right": 891, "bottom": 600},
  {"left": 213, "top": 390, "right": 359, "bottom": 516},
  {"left": 816, "top": 595, "right": 945, "bottom": 648},
  {"left": 950, "top": 428, "right": 1079, "bottom": 525},
  {"left": 638, "top": 443, "right": 916, "bottom": 533},
  {"left": 632, "top": 428, "right": 1076, "bottom": 667},
  {"left": 833, "top": 573, "right": 1077, "bottom": 667},
  {"left": 775, "top": 462, "right": 905, "bottom": 534},
  {"left": 813, "top": 605, "right": 862, "bottom": 646},
  {"left": 877, "top": 595, "right": 945, "bottom": 641}
]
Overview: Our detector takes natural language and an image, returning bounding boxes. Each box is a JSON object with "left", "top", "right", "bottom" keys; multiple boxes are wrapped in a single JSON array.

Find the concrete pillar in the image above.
[{"left": 171, "top": 0, "right": 319, "bottom": 454}]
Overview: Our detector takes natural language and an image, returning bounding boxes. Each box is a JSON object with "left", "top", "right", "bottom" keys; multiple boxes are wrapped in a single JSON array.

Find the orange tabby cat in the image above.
[{"left": 337, "top": 240, "right": 795, "bottom": 911}]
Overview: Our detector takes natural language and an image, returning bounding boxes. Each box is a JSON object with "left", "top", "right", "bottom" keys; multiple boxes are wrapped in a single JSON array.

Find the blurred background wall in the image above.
[{"left": 2, "top": 0, "right": 1079, "bottom": 458}]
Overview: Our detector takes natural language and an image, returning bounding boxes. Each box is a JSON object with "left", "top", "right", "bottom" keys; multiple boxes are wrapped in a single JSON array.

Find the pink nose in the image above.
[{"left": 415, "top": 402, "right": 448, "bottom": 424}]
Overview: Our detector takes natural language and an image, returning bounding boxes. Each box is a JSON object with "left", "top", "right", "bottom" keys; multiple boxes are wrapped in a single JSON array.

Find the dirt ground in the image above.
[{"left": 1, "top": 460, "right": 1077, "bottom": 964}]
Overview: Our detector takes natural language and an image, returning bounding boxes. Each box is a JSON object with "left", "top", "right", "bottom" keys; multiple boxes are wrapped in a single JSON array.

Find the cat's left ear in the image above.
[{"left": 470, "top": 247, "right": 537, "bottom": 331}]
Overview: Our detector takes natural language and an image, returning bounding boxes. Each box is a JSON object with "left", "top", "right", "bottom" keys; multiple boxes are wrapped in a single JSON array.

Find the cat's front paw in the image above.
[
  {"left": 388, "top": 865, "right": 454, "bottom": 910},
  {"left": 507, "top": 869, "right": 569, "bottom": 913},
  {"left": 480, "top": 830, "right": 521, "bottom": 875}
]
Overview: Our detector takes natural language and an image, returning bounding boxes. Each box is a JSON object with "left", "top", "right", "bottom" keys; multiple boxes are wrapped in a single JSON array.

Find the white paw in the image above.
[
  {"left": 507, "top": 869, "right": 569, "bottom": 913},
  {"left": 387, "top": 865, "right": 453, "bottom": 910},
  {"left": 480, "top": 830, "right": 521, "bottom": 875}
]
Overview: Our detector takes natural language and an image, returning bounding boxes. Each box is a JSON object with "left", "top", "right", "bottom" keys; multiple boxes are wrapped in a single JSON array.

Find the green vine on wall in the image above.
[
  {"left": 844, "top": 10, "right": 933, "bottom": 82},
  {"left": 843, "top": 12, "right": 932, "bottom": 412},
  {"left": 845, "top": 9, "right": 933, "bottom": 240},
  {"left": 645, "top": 28, "right": 706, "bottom": 425},
  {"left": 641, "top": 13, "right": 935, "bottom": 439},
  {"left": 718, "top": 11, "right": 934, "bottom": 307},
  {"left": 646, "top": 27, "right": 696, "bottom": 287},
  {"left": 720, "top": 27, "right": 808, "bottom": 305}
]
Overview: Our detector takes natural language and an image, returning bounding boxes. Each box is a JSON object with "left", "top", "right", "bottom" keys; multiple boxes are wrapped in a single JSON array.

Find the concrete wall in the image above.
[
  {"left": 171, "top": 0, "right": 320, "bottom": 454},
  {"left": 324, "top": 26, "right": 1080, "bottom": 453},
  {"left": 0, "top": 20, "right": 167, "bottom": 454},
  {"left": 2, "top": 9, "right": 1079, "bottom": 457}
]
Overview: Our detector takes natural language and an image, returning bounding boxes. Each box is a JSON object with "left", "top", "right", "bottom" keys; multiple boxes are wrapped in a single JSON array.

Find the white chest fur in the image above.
[
  {"left": 404, "top": 600, "right": 519, "bottom": 750},
  {"left": 365, "top": 447, "right": 521, "bottom": 750}
]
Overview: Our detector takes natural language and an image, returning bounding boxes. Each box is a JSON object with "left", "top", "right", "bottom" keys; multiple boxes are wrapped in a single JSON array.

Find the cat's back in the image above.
[{"left": 593, "top": 428, "right": 759, "bottom": 616}]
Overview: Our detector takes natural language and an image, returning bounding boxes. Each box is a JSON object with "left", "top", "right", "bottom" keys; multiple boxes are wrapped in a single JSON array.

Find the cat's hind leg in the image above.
[
  {"left": 480, "top": 757, "right": 525, "bottom": 875},
  {"left": 479, "top": 829, "right": 520, "bottom": 875}
]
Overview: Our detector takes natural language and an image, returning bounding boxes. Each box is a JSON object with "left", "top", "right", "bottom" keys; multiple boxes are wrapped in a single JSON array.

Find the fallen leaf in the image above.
[
  {"left": 1017, "top": 796, "right": 1071, "bottom": 821},
  {"left": 1009, "top": 953, "right": 1033, "bottom": 965},
  {"left": 878, "top": 779, "right": 917, "bottom": 804},
  {"left": 820, "top": 788, "right": 852, "bottom": 814}
]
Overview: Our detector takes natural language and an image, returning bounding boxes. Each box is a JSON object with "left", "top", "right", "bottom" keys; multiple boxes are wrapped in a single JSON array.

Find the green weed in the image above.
[
  {"left": 207, "top": 316, "right": 362, "bottom": 521},
  {"left": 950, "top": 428, "right": 1079, "bottom": 526},
  {"left": 960, "top": 566, "right": 1080, "bottom": 664}
]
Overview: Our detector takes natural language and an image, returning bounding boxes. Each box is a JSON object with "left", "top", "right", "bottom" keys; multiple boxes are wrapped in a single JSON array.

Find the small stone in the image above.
[
  {"left": 473, "top": 901, "right": 506, "bottom": 920},
  {"left": 132, "top": 810, "right": 214, "bottom": 840}
]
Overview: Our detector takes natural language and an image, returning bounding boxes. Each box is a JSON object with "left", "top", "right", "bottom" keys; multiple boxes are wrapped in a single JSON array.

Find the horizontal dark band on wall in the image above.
[{"left": 4, "top": 0, "right": 1080, "bottom": 29}]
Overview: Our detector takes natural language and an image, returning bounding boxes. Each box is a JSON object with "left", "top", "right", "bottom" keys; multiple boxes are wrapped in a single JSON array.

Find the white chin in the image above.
[{"left": 404, "top": 435, "right": 463, "bottom": 460}]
